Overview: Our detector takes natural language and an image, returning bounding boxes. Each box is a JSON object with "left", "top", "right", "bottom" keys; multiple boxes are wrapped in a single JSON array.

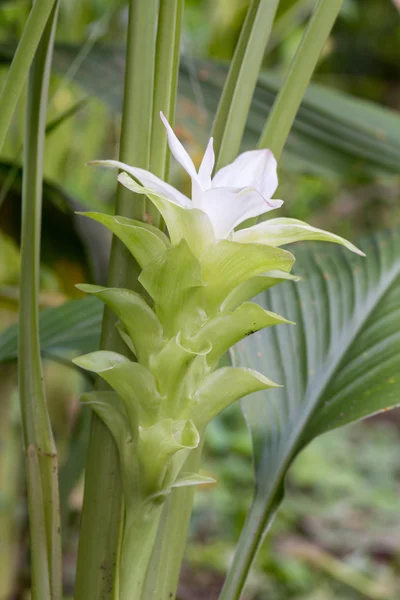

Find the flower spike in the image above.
[{"left": 78, "top": 114, "right": 364, "bottom": 512}]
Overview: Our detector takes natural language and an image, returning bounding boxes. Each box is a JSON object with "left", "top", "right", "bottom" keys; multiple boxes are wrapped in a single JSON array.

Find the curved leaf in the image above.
[
  {"left": 187, "top": 301, "right": 293, "bottom": 365},
  {"left": 78, "top": 212, "right": 169, "bottom": 270},
  {"left": 139, "top": 239, "right": 206, "bottom": 337},
  {"left": 73, "top": 351, "right": 162, "bottom": 428},
  {"left": 117, "top": 174, "right": 214, "bottom": 257},
  {"left": 201, "top": 241, "right": 294, "bottom": 313},
  {"left": 234, "top": 217, "right": 365, "bottom": 255},
  {"left": 191, "top": 366, "right": 280, "bottom": 427},
  {"left": 0, "top": 296, "right": 102, "bottom": 363},
  {"left": 223, "top": 229, "right": 400, "bottom": 598},
  {"left": 76, "top": 284, "right": 164, "bottom": 364}
]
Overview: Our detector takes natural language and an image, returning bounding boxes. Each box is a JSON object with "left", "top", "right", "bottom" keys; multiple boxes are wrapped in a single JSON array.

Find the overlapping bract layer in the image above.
[
  {"left": 75, "top": 114, "right": 363, "bottom": 503},
  {"left": 74, "top": 206, "right": 292, "bottom": 501}
]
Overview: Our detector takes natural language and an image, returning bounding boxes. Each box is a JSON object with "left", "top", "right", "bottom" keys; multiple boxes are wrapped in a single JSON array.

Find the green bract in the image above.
[{"left": 73, "top": 210, "right": 296, "bottom": 503}]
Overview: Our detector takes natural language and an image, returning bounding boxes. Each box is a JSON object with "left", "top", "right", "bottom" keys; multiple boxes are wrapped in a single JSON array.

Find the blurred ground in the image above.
[{"left": 182, "top": 406, "right": 400, "bottom": 599}]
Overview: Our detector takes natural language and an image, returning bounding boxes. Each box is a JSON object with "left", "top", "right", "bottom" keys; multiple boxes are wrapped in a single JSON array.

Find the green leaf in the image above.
[
  {"left": 78, "top": 212, "right": 170, "bottom": 269},
  {"left": 201, "top": 241, "right": 295, "bottom": 313},
  {"left": 117, "top": 174, "right": 214, "bottom": 257},
  {"left": 149, "top": 472, "right": 216, "bottom": 502},
  {"left": 73, "top": 351, "right": 162, "bottom": 428},
  {"left": 81, "top": 391, "right": 131, "bottom": 448},
  {"left": 212, "top": 0, "right": 280, "bottom": 168},
  {"left": 225, "top": 230, "right": 400, "bottom": 597},
  {"left": 191, "top": 366, "right": 280, "bottom": 427},
  {"left": 0, "top": 296, "right": 102, "bottom": 363},
  {"left": 168, "top": 473, "right": 216, "bottom": 489},
  {"left": 222, "top": 271, "right": 301, "bottom": 311},
  {"left": 115, "top": 321, "right": 137, "bottom": 355},
  {"left": 139, "top": 239, "right": 206, "bottom": 337},
  {"left": 234, "top": 217, "right": 365, "bottom": 256},
  {"left": 187, "top": 302, "right": 293, "bottom": 365},
  {"left": 152, "top": 338, "right": 211, "bottom": 409},
  {"left": 76, "top": 284, "right": 164, "bottom": 365},
  {"left": 80, "top": 391, "right": 137, "bottom": 494},
  {"left": 138, "top": 419, "right": 200, "bottom": 494}
]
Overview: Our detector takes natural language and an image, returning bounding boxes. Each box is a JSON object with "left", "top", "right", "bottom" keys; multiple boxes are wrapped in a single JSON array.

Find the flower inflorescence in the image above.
[{"left": 74, "top": 114, "right": 363, "bottom": 506}]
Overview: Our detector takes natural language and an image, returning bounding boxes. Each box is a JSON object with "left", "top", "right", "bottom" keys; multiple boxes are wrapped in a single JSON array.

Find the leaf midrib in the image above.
[
  {"left": 290, "top": 252, "right": 400, "bottom": 451},
  {"left": 254, "top": 247, "right": 400, "bottom": 501}
]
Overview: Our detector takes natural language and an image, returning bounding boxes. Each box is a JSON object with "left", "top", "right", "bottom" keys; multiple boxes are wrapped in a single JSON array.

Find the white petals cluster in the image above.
[
  {"left": 104, "top": 112, "right": 282, "bottom": 239},
  {"left": 95, "top": 113, "right": 364, "bottom": 257}
]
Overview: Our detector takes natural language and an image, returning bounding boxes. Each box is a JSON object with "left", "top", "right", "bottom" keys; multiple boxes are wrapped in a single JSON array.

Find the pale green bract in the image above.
[{"left": 74, "top": 113, "right": 363, "bottom": 511}]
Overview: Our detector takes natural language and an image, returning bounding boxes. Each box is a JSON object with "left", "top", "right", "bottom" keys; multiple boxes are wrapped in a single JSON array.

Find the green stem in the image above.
[
  {"left": 218, "top": 494, "right": 279, "bottom": 600},
  {"left": 212, "top": 0, "right": 280, "bottom": 169},
  {"left": 149, "top": 0, "right": 184, "bottom": 227},
  {"left": 142, "top": 440, "right": 204, "bottom": 600},
  {"left": 258, "top": 0, "right": 344, "bottom": 159},
  {"left": 74, "top": 1, "right": 158, "bottom": 598},
  {"left": 19, "top": 4, "right": 61, "bottom": 599},
  {"left": 0, "top": 365, "right": 20, "bottom": 599},
  {"left": 0, "top": 0, "right": 57, "bottom": 152},
  {"left": 119, "top": 502, "right": 164, "bottom": 600}
]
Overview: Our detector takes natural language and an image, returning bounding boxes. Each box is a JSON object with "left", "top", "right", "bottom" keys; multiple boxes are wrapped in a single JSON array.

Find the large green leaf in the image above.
[
  {"left": 221, "top": 229, "right": 400, "bottom": 599},
  {"left": 0, "top": 296, "right": 102, "bottom": 363},
  {"left": 32, "top": 44, "right": 400, "bottom": 179}
]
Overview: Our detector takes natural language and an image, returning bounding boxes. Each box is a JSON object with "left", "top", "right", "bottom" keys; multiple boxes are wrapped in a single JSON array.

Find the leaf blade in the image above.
[{"left": 225, "top": 229, "right": 400, "bottom": 597}]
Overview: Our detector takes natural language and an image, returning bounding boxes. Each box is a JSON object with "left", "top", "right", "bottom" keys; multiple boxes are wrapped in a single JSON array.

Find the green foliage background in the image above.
[{"left": 0, "top": 1, "right": 399, "bottom": 598}]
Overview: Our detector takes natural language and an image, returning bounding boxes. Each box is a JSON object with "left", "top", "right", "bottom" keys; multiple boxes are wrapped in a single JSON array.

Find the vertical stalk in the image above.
[
  {"left": 19, "top": 3, "right": 61, "bottom": 599},
  {"left": 258, "top": 0, "right": 344, "bottom": 160},
  {"left": 212, "top": 0, "right": 281, "bottom": 169},
  {"left": 142, "top": 442, "right": 203, "bottom": 599},
  {"left": 119, "top": 503, "right": 164, "bottom": 600},
  {"left": 0, "top": 365, "right": 20, "bottom": 599},
  {"left": 0, "top": 0, "right": 57, "bottom": 151},
  {"left": 74, "top": 1, "right": 158, "bottom": 598},
  {"left": 212, "top": 0, "right": 260, "bottom": 158},
  {"left": 149, "top": 0, "right": 184, "bottom": 228}
]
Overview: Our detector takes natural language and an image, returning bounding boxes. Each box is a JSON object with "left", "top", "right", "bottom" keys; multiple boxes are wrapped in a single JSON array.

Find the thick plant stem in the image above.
[
  {"left": 258, "top": 0, "right": 344, "bottom": 160},
  {"left": 119, "top": 502, "right": 164, "bottom": 600},
  {"left": 74, "top": 1, "right": 158, "bottom": 598},
  {"left": 19, "top": 4, "right": 61, "bottom": 599},
  {"left": 212, "top": 0, "right": 280, "bottom": 169},
  {"left": 149, "top": 0, "right": 184, "bottom": 227},
  {"left": 142, "top": 441, "right": 204, "bottom": 599},
  {"left": 0, "top": 0, "right": 57, "bottom": 151}
]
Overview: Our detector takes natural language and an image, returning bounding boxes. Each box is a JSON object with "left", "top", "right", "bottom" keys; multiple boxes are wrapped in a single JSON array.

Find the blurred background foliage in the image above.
[{"left": 0, "top": 0, "right": 399, "bottom": 598}]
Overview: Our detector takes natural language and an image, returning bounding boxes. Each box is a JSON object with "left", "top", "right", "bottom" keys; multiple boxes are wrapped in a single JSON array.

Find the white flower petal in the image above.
[
  {"left": 233, "top": 217, "right": 365, "bottom": 256},
  {"left": 89, "top": 159, "right": 191, "bottom": 207},
  {"left": 201, "top": 187, "right": 283, "bottom": 239},
  {"left": 198, "top": 137, "right": 215, "bottom": 190},
  {"left": 212, "top": 149, "right": 278, "bottom": 200},
  {"left": 160, "top": 112, "right": 198, "bottom": 180}
]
